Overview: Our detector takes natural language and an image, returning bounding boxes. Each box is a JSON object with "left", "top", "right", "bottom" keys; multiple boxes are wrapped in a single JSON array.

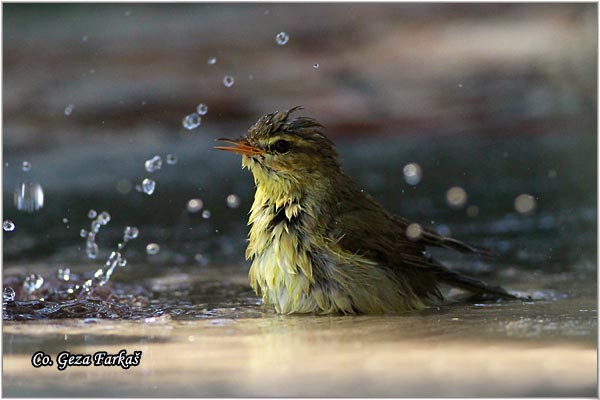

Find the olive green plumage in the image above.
[{"left": 216, "top": 107, "right": 515, "bottom": 314}]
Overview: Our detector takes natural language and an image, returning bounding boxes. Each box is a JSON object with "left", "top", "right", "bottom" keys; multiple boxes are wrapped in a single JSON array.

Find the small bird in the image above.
[{"left": 216, "top": 107, "right": 516, "bottom": 314}]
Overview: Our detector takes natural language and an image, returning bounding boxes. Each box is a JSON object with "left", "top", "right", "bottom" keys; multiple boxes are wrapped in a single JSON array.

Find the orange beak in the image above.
[{"left": 214, "top": 138, "right": 264, "bottom": 156}]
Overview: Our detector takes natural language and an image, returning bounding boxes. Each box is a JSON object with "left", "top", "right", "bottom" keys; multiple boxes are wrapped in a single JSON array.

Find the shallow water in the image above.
[{"left": 3, "top": 275, "right": 597, "bottom": 396}]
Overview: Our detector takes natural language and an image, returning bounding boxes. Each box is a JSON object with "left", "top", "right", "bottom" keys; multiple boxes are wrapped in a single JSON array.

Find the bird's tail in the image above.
[{"left": 431, "top": 262, "right": 520, "bottom": 301}]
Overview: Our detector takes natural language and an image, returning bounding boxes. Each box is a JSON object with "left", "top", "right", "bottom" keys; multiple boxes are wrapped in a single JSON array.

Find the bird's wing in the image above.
[{"left": 329, "top": 186, "right": 491, "bottom": 270}]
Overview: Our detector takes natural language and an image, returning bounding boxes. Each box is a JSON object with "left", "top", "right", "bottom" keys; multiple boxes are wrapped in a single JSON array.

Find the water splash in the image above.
[
  {"left": 85, "top": 210, "right": 111, "bottom": 259},
  {"left": 196, "top": 103, "right": 208, "bottom": 116},
  {"left": 23, "top": 274, "right": 44, "bottom": 294},
  {"left": 14, "top": 182, "right": 44, "bottom": 212},
  {"left": 144, "top": 155, "right": 163, "bottom": 173},
  {"left": 3, "top": 220, "right": 15, "bottom": 232},
  {"left": 403, "top": 163, "right": 422, "bottom": 186},
  {"left": 182, "top": 113, "right": 201, "bottom": 130},
  {"left": 21, "top": 161, "right": 31, "bottom": 172},
  {"left": 64, "top": 104, "right": 74, "bottom": 116},
  {"left": 146, "top": 243, "right": 160, "bottom": 255},
  {"left": 226, "top": 194, "right": 241, "bottom": 209},
  {"left": 223, "top": 75, "right": 235, "bottom": 88},
  {"left": 186, "top": 198, "right": 203, "bottom": 213},
  {"left": 275, "top": 31, "right": 289, "bottom": 45},
  {"left": 141, "top": 178, "right": 156, "bottom": 195},
  {"left": 166, "top": 154, "right": 178, "bottom": 165},
  {"left": 207, "top": 56, "right": 217, "bottom": 65},
  {"left": 446, "top": 186, "right": 468, "bottom": 209}
]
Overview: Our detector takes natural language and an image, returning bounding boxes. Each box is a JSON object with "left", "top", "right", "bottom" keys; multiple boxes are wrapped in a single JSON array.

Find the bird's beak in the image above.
[{"left": 214, "top": 138, "right": 264, "bottom": 156}]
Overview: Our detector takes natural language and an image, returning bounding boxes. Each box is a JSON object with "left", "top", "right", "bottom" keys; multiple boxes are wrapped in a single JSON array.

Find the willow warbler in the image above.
[{"left": 216, "top": 107, "right": 516, "bottom": 314}]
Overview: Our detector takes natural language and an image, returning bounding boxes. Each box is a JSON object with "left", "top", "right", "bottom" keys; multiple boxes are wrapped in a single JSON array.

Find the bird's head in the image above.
[{"left": 215, "top": 107, "right": 340, "bottom": 193}]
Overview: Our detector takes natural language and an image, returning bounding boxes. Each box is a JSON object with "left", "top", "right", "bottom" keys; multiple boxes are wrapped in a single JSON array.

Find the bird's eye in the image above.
[{"left": 273, "top": 140, "right": 290, "bottom": 154}]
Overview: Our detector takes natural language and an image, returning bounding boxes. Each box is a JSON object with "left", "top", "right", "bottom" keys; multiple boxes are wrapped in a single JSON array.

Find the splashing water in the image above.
[
  {"left": 166, "top": 154, "right": 178, "bottom": 165},
  {"left": 182, "top": 113, "right": 201, "bottom": 130},
  {"left": 85, "top": 210, "right": 111, "bottom": 259},
  {"left": 64, "top": 104, "right": 74, "bottom": 116},
  {"left": 226, "top": 194, "right": 241, "bottom": 209},
  {"left": 14, "top": 182, "right": 44, "bottom": 213},
  {"left": 446, "top": 186, "right": 468, "bottom": 209},
  {"left": 3, "top": 220, "right": 15, "bottom": 232},
  {"left": 57, "top": 268, "right": 71, "bottom": 281},
  {"left": 186, "top": 198, "right": 203, "bottom": 213},
  {"left": 403, "top": 163, "right": 422, "bottom": 186},
  {"left": 3, "top": 287, "right": 15, "bottom": 303},
  {"left": 21, "top": 161, "right": 31, "bottom": 172},
  {"left": 515, "top": 194, "right": 536, "bottom": 214},
  {"left": 146, "top": 243, "right": 160, "bottom": 255},
  {"left": 88, "top": 209, "right": 97, "bottom": 219},
  {"left": 145, "top": 155, "right": 163, "bottom": 173},
  {"left": 275, "top": 31, "right": 289, "bottom": 45},
  {"left": 207, "top": 56, "right": 217, "bottom": 65},
  {"left": 223, "top": 75, "right": 235, "bottom": 87},
  {"left": 23, "top": 274, "right": 44, "bottom": 294},
  {"left": 142, "top": 178, "right": 156, "bottom": 195},
  {"left": 196, "top": 104, "right": 208, "bottom": 115},
  {"left": 202, "top": 210, "right": 211, "bottom": 219},
  {"left": 313, "top": 63, "right": 320, "bottom": 69},
  {"left": 405, "top": 223, "right": 423, "bottom": 240}
]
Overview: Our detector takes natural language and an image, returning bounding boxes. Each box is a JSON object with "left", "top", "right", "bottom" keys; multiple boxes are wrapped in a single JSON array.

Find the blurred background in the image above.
[{"left": 3, "top": 2, "right": 597, "bottom": 293}]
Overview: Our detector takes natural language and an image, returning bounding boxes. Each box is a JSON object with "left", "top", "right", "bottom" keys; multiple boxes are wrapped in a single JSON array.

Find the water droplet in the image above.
[
  {"left": 466, "top": 205, "right": 479, "bottom": 217},
  {"left": 21, "top": 161, "right": 31, "bottom": 172},
  {"left": 207, "top": 56, "right": 217, "bottom": 65},
  {"left": 57, "top": 268, "right": 71, "bottom": 281},
  {"left": 146, "top": 243, "right": 160, "bottom": 255},
  {"left": 313, "top": 63, "right": 319, "bottom": 69},
  {"left": 142, "top": 178, "right": 156, "bottom": 195},
  {"left": 223, "top": 75, "right": 235, "bottom": 87},
  {"left": 64, "top": 104, "right": 74, "bottom": 116},
  {"left": 86, "top": 239, "right": 99, "bottom": 259},
  {"left": 62, "top": 217, "right": 69, "bottom": 224},
  {"left": 405, "top": 223, "right": 423, "bottom": 240},
  {"left": 166, "top": 154, "right": 178, "bottom": 165},
  {"left": 98, "top": 211, "right": 111, "bottom": 224},
  {"left": 202, "top": 210, "right": 211, "bottom": 219},
  {"left": 195, "top": 103, "right": 208, "bottom": 116},
  {"left": 403, "top": 163, "right": 422, "bottom": 185},
  {"left": 182, "top": 113, "right": 201, "bottom": 130},
  {"left": 4, "top": 287, "right": 16, "bottom": 302},
  {"left": 123, "top": 226, "right": 139, "bottom": 241},
  {"left": 226, "top": 194, "right": 241, "bottom": 209},
  {"left": 14, "top": 182, "right": 44, "bottom": 213},
  {"left": 446, "top": 186, "right": 468, "bottom": 209},
  {"left": 186, "top": 198, "right": 203, "bottom": 213},
  {"left": 88, "top": 209, "right": 97, "bottom": 219},
  {"left": 144, "top": 155, "right": 163, "bottom": 173},
  {"left": 80, "top": 229, "right": 87, "bottom": 237},
  {"left": 23, "top": 273, "right": 44, "bottom": 293},
  {"left": 275, "top": 31, "right": 289, "bottom": 45},
  {"left": 514, "top": 194, "right": 536, "bottom": 214},
  {"left": 458, "top": 83, "right": 463, "bottom": 88},
  {"left": 3, "top": 220, "right": 15, "bottom": 232}
]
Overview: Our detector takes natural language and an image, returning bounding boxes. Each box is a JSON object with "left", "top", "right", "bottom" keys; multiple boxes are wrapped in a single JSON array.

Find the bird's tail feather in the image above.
[{"left": 431, "top": 263, "right": 519, "bottom": 300}]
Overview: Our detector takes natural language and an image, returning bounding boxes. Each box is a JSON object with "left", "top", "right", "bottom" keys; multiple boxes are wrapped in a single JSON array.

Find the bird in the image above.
[{"left": 215, "top": 107, "right": 517, "bottom": 314}]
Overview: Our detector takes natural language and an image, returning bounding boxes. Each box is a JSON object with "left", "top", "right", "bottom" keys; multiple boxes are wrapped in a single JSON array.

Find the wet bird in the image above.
[{"left": 215, "top": 107, "right": 516, "bottom": 314}]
